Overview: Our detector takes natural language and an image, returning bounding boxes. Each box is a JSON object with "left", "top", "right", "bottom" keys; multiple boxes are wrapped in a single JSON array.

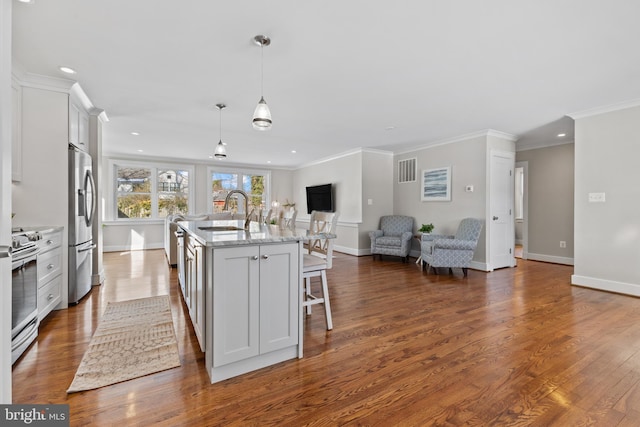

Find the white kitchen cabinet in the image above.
[
  {"left": 12, "top": 78, "right": 104, "bottom": 308},
  {"left": 176, "top": 230, "right": 185, "bottom": 294},
  {"left": 183, "top": 233, "right": 205, "bottom": 351},
  {"left": 68, "top": 98, "right": 89, "bottom": 150},
  {"left": 11, "top": 78, "right": 22, "bottom": 182},
  {"left": 36, "top": 229, "right": 63, "bottom": 321},
  {"left": 211, "top": 242, "right": 298, "bottom": 369}
]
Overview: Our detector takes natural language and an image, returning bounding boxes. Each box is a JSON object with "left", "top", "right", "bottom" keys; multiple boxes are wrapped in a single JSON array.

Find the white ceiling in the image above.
[{"left": 12, "top": 1, "right": 640, "bottom": 168}]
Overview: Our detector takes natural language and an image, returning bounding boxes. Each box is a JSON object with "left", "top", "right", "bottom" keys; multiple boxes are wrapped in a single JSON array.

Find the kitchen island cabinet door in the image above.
[
  {"left": 259, "top": 243, "right": 298, "bottom": 354},
  {"left": 212, "top": 245, "right": 260, "bottom": 367}
]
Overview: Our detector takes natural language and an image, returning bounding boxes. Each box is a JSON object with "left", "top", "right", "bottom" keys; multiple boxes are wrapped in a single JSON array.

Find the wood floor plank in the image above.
[{"left": 11, "top": 249, "right": 640, "bottom": 426}]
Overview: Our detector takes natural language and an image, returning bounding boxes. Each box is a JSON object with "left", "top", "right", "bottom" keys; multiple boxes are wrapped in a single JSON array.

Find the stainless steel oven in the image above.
[{"left": 11, "top": 232, "right": 41, "bottom": 365}]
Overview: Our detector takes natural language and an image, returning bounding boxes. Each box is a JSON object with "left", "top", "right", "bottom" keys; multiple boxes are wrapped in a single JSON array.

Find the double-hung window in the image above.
[
  {"left": 112, "top": 160, "right": 193, "bottom": 220},
  {"left": 208, "top": 167, "right": 270, "bottom": 215}
]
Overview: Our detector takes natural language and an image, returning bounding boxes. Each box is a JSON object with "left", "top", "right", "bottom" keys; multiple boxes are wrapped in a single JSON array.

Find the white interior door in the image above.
[{"left": 489, "top": 150, "right": 515, "bottom": 270}]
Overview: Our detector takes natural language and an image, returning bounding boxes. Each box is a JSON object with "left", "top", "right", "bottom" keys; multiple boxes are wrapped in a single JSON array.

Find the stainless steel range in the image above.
[{"left": 11, "top": 229, "right": 41, "bottom": 365}]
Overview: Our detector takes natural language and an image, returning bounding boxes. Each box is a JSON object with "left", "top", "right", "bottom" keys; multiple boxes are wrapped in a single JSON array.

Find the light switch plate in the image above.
[{"left": 588, "top": 192, "right": 606, "bottom": 203}]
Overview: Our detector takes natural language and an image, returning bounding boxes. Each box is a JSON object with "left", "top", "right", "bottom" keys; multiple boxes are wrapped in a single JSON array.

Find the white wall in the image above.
[
  {"left": 393, "top": 134, "right": 488, "bottom": 263},
  {"left": 572, "top": 104, "right": 640, "bottom": 295},
  {"left": 1, "top": 0, "right": 13, "bottom": 403},
  {"left": 516, "top": 143, "right": 574, "bottom": 265},
  {"left": 360, "top": 150, "right": 394, "bottom": 251},
  {"left": 292, "top": 151, "right": 363, "bottom": 223},
  {"left": 292, "top": 151, "right": 363, "bottom": 253}
]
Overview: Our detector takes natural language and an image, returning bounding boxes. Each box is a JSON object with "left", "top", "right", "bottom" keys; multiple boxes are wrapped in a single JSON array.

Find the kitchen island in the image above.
[{"left": 176, "top": 219, "right": 332, "bottom": 383}]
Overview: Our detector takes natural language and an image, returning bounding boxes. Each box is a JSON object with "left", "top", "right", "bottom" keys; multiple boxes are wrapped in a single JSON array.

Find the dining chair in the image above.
[{"left": 302, "top": 210, "right": 339, "bottom": 330}]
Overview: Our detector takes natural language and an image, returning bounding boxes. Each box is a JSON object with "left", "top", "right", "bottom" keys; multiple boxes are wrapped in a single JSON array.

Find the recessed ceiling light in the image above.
[
  {"left": 208, "top": 155, "right": 214, "bottom": 159},
  {"left": 17, "top": 0, "right": 35, "bottom": 3},
  {"left": 291, "top": 150, "right": 296, "bottom": 154},
  {"left": 137, "top": 149, "right": 143, "bottom": 153},
  {"left": 267, "top": 160, "right": 271, "bottom": 164},
  {"left": 385, "top": 126, "right": 396, "bottom": 131},
  {"left": 557, "top": 133, "right": 566, "bottom": 137},
  {"left": 131, "top": 132, "right": 140, "bottom": 136},
  {"left": 59, "top": 66, "right": 76, "bottom": 75}
]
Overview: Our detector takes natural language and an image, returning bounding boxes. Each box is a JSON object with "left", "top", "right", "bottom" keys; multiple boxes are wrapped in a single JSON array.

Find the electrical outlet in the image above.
[{"left": 560, "top": 241, "right": 566, "bottom": 248}]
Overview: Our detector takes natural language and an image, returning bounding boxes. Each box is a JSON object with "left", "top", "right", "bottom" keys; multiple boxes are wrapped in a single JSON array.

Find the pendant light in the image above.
[
  {"left": 252, "top": 35, "right": 272, "bottom": 131},
  {"left": 214, "top": 103, "right": 227, "bottom": 159}
]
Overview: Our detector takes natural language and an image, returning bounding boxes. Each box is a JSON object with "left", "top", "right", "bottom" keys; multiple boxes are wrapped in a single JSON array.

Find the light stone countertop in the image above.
[
  {"left": 177, "top": 220, "right": 335, "bottom": 247},
  {"left": 12, "top": 225, "right": 64, "bottom": 234}
]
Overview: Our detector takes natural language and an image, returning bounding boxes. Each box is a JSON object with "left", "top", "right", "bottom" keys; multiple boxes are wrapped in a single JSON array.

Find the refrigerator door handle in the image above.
[
  {"left": 78, "top": 243, "right": 97, "bottom": 253},
  {"left": 84, "top": 170, "right": 96, "bottom": 227},
  {"left": 0, "top": 245, "right": 12, "bottom": 258}
]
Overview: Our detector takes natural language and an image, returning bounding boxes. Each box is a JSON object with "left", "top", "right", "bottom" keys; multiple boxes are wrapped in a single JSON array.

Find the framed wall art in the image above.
[{"left": 421, "top": 166, "right": 451, "bottom": 201}]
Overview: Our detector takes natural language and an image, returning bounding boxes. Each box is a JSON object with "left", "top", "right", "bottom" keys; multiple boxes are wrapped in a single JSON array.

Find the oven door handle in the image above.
[
  {"left": 11, "top": 318, "right": 39, "bottom": 350},
  {"left": 78, "top": 243, "right": 97, "bottom": 253},
  {"left": 0, "top": 245, "right": 11, "bottom": 258}
]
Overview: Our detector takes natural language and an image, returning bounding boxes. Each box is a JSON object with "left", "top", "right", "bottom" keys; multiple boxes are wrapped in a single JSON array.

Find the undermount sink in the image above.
[{"left": 198, "top": 226, "right": 244, "bottom": 232}]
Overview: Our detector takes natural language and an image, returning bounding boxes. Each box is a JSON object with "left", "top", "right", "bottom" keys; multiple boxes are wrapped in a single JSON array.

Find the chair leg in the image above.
[
  {"left": 449, "top": 267, "right": 453, "bottom": 275},
  {"left": 463, "top": 267, "right": 468, "bottom": 277},
  {"left": 321, "top": 270, "right": 333, "bottom": 330},
  {"left": 305, "top": 276, "right": 313, "bottom": 315}
]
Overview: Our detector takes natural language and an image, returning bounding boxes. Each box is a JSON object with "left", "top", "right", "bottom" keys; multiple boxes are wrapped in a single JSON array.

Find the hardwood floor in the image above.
[{"left": 12, "top": 250, "right": 640, "bottom": 426}]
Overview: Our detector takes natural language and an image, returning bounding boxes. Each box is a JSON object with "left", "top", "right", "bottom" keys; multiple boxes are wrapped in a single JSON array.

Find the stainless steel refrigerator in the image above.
[{"left": 68, "top": 144, "right": 96, "bottom": 305}]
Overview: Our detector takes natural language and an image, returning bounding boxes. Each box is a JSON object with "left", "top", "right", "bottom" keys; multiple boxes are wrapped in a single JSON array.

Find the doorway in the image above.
[{"left": 514, "top": 161, "right": 528, "bottom": 260}]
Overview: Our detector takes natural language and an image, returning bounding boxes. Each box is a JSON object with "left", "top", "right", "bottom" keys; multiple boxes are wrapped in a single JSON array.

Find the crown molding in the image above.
[
  {"left": 516, "top": 138, "right": 574, "bottom": 152},
  {"left": 296, "top": 147, "right": 393, "bottom": 170},
  {"left": 568, "top": 98, "right": 640, "bottom": 120},
  {"left": 14, "top": 69, "right": 110, "bottom": 121},
  {"left": 14, "top": 71, "right": 75, "bottom": 93},
  {"left": 395, "top": 129, "right": 517, "bottom": 156}
]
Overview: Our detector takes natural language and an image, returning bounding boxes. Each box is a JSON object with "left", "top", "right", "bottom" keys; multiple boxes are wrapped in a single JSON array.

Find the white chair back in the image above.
[
  {"left": 307, "top": 211, "right": 339, "bottom": 269},
  {"left": 279, "top": 207, "right": 297, "bottom": 229}
]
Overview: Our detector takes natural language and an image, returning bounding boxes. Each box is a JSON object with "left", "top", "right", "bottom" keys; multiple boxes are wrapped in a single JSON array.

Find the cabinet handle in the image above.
[
  {"left": 252, "top": 255, "right": 259, "bottom": 260},
  {"left": 47, "top": 264, "right": 54, "bottom": 270},
  {"left": 262, "top": 254, "right": 269, "bottom": 260},
  {"left": 47, "top": 239, "right": 54, "bottom": 245},
  {"left": 47, "top": 294, "right": 54, "bottom": 301}
]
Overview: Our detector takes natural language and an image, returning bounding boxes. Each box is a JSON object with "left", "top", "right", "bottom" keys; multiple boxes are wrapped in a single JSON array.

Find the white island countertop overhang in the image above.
[{"left": 177, "top": 219, "right": 335, "bottom": 246}]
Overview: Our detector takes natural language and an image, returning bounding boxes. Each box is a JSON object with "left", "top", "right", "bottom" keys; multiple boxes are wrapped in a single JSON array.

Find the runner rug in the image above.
[{"left": 67, "top": 295, "right": 181, "bottom": 393}]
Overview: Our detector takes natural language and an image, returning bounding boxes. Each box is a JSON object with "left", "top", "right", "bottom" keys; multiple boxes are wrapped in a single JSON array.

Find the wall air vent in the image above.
[{"left": 398, "top": 158, "right": 417, "bottom": 183}]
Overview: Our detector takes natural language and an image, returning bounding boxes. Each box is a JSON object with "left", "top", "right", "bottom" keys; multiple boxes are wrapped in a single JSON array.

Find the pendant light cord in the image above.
[{"left": 260, "top": 42, "right": 264, "bottom": 98}]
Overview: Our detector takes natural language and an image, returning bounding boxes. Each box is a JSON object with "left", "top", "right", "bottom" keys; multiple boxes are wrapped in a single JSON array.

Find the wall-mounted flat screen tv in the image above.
[{"left": 306, "top": 183, "right": 334, "bottom": 214}]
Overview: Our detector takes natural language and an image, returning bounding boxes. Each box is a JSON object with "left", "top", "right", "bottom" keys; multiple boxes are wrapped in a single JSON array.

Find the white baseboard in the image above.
[
  {"left": 92, "top": 269, "right": 105, "bottom": 286},
  {"left": 527, "top": 252, "right": 574, "bottom": 266},
  {"left": 334, "top": 245, "right": 376, "bottom": 256},
  {"left": 469, "top": 260, "right": 489, "bottom": 271},
  {"left": 572, "top": 274, "right": 640, "bottom": 297},
  {"left": 103, "top": 243, "right": 164, "bottom": 253}
]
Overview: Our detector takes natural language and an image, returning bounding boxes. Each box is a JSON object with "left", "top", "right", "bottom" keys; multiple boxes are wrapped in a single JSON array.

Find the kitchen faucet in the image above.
[{"left": 223, "top": 189, "right": 252, "bottom": 229}]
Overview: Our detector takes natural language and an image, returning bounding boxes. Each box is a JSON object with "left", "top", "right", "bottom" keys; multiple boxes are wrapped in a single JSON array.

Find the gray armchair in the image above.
[
  {"left": 369, "top": 215, "right": 414, "bottom": 262},
  {"left": 421, "top": 218, "right": 483, "bottom": 277}
]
